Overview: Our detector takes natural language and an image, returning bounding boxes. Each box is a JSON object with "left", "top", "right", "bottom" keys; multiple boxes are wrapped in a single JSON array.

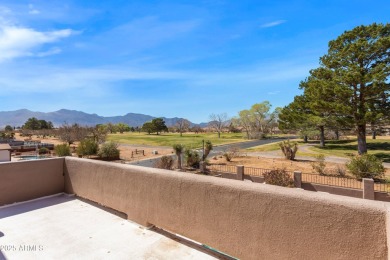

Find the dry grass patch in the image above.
[{"left": 209, "top": 155, "right": 390, "bottom": 176}]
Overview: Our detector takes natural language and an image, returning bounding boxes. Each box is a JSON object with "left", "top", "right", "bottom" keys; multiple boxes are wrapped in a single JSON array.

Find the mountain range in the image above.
[{"left": 0, "top": 109, "right": 207, "bottom": 128}]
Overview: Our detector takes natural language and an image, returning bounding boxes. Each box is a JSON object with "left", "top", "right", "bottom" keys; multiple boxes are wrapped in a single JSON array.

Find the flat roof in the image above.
[
  {"left": 0, "top": 144, "right": 11, "bottom": 150},
  {"left": 0, "top": 194, "right": 221, "bottom": 259}
]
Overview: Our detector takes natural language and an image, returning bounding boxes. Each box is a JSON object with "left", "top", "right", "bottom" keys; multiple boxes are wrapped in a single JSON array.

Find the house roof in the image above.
[{"left": 0, "top": 144, "right": 11, "bottom": 150}]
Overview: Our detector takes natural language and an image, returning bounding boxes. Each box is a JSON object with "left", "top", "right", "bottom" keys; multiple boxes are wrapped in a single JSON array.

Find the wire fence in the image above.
[
  {"left": 244, "top": 167, "right": 271, "bottom": 177},
  {"left": 206, "top": 164, "right": 237, "bottom": 174},
  {"left": 301, "top": 173, "right": 363, "bottom": 190},
  {"left": 206, "top": 164, "right": 390, "bottom": 193}
]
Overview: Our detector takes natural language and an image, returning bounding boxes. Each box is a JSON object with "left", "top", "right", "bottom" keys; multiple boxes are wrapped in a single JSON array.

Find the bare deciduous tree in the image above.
[
  {"left": 208, "top": 113, "right": 228, "bottom": 138},
  {"left": 89, "top": 125, "right": 109, "bottom": 144},
  {"left": 57, "top": 123, "right": 89, "bottom": 145},
  {"left": 175, "top": 119, "right": 191, "bottom": 136}
]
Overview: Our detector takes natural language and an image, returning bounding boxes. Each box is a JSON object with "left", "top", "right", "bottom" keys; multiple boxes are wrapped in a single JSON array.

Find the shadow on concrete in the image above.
[
  {"left": 151, "top": 226, "right": 237, "bottom": 260},
  {"left": 76, "top": 196, "right": 128, "bottom": 219},
  {"left": 0, "top": 194, "right": 74, "bottom": 219},
  {"left": 0, "top": 250, "right": 7, "bottom": 260}
]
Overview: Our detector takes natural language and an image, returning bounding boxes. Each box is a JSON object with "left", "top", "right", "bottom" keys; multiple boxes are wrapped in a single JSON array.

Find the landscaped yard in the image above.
[
  {"left": 209, "top": 155, "right": 390, "bottom": 176},
  {"left": 309, "top": 137, "right": 390, "bottom": 162},
  {"left": 247, "top": 139, "right": 299, "bottom": 152},
  {"left": 107, "top": 132, "right": 247, "bottom": 148},
  {"left": 247, "top": 136, "right": 390, "bottom": 162}
]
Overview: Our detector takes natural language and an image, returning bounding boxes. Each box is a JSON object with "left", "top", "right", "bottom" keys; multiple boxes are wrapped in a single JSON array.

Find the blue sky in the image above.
[{"left": 0, "top": 1, "right": 389, "bottom": 123}]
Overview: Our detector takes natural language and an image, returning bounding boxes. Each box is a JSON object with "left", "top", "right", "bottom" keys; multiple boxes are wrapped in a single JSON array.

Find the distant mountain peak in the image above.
[{"left": 0, "top": 109, "right": 204, "bottom": 128}]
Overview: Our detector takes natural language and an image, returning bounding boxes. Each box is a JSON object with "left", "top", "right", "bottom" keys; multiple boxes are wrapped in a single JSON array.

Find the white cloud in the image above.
[
  {"left": 260, "top": 20, "right": 286, "bottom": 28},
  {"left": 0, "top": 58, "right": 312, "bottom": 96},
  {"left": 28, "top": 4, "right": 40, "bottom": 15},
  {"left": 36, "top": 47, "right": 62, "bottom": 57},
  {"left": 0, "top": 24, "right": 75, "bottom": 62},
  {"left": 0, "top": 64, "right": 188, "bottom": 94}
]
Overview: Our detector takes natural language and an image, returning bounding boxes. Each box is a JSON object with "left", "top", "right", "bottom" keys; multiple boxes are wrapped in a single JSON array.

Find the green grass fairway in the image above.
[
  {"left": 247, "top": 136, "right": 390, "bottom": 162},
  {"left": 309, "top": 138, "right": 390, "bottom": 162},
  {"left": 247, "top": 139, "right": 300, "bottom": 152},
  {"left": 107, "top": 132, "right": 246, "bottom": 148}
]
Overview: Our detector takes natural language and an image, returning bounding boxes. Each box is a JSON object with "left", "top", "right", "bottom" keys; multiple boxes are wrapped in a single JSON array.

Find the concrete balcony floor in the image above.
[{"left": 0, "top": 194, "right": 222, "bottom": 260}]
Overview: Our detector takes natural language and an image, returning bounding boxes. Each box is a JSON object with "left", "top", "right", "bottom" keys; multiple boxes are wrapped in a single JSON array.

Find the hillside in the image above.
[{"left": 0, "top": 109, "right": 206, "bottom": 128}]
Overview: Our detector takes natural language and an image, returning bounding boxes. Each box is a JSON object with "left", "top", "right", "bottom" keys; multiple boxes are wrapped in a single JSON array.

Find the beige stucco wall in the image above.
[
  {"left": 0, "top": 150, "right": 10, "bottom": 162},
  {"left": 0, "top": 158, "right": 64, "bottom": 206},
  {"left": 64, "top": 157, "right": 389, "bottom": 260}
]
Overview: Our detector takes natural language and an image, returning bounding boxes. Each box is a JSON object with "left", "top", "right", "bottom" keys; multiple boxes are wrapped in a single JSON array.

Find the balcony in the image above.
[{"left": 0, "top": 157, "right": 389, "bottom": 259}]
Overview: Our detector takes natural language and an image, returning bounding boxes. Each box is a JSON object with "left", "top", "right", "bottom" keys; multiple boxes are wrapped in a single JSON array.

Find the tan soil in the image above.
[
  {"left": 209, "top": 155, "right": 390, "bottom": 176},
  {"left": 12, "top": 133, "right": 390, "bottom": 176},
  {"left": 119, "top": 145, "right": 173, "bottom": 162},
  {"left": 14, "top": 133, "right": 65, "bottom": 145},
  {"left": 13, "top": 133, "right": 173, "bottom": 161}
]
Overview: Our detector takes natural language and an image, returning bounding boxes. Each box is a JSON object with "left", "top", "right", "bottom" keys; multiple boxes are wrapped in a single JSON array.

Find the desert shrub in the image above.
[
  {"left": 311, "top": 154, "right": 326, "bottom": 175},
  {"left": 154, "top": 156, "right": 174, "bottom": 170},
  {"left": 204, "top": 140, "right": 213, "bottom": 159},
  {"left": 263, "top": 169, "right": 294, "bottom": 187},
  {"left": 172, "top": 144, "right": 184, "bottom": 169},
  {"left": 55, "top": 144, "right": 71, "bottom": 157},
  {"left": 77, "top": 138, "right": 98, "bottom": 157},
  {"left": 346, "top": 154, "right": 385, "bottom": 179},
  {"left": 332, "top": 165, "right": 347, "bottom": 177},
  {"left": 38, "top": 147, "right": 50, "bottom": 155},
  {"left": 184, "top": 149, "right": 201, "bottom": 168},
  {"left": 98, "top": 141, "right": 120, "bottom": 159},
  {"left": 279, "top": 140, "right": 298, "bottom": 160},
  {"left": 223, "top": 146, "right": 240, "bottom": 162}
]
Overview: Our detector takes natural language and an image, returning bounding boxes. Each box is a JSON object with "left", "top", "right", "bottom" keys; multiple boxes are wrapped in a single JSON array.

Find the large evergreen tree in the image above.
[
  {"left": 298, "top": 67, "right": 353, "bottom": 147},
  {"left": 282, "top": 23, "right": 390, "bottom": 154},
  {"left": 320, "top": 23, "right": 390, "bottom": 154},
  {"left": 278, "top": 95, "right": 318, "bottom": 143}
]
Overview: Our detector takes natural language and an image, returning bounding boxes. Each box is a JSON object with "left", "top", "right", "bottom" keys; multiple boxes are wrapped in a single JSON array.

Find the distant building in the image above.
[{"left": 0, "top": 144, "right": 11, "bottom": 162}]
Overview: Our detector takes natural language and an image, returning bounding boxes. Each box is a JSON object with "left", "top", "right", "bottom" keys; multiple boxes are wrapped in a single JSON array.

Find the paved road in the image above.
[{"left": 128, "top": 136, "right": 294, "bottom": 168}]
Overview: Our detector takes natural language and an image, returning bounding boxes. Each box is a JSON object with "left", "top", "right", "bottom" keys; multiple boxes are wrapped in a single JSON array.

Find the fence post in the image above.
[
  {"left": 237, "top": 165, "right": 244, "bottom": 181},
  {"left": 363, "top": 178, "right": 375, "bottom": 200},
  {"left": 199, "top": 161, "right": 206, "bottom": 173},
  {"left": 294, "top": 171, "right": 302, "bottom": 188}
]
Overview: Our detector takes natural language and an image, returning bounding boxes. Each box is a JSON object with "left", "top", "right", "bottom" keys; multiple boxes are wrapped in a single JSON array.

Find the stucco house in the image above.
[{"left": 0, "top": 144, "right": 11, "bottom": 162}]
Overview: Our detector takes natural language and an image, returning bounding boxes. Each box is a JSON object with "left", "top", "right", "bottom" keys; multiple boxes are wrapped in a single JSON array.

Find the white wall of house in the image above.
[{"left": 0, "top": 150, "right": 10, "bottom": 162}]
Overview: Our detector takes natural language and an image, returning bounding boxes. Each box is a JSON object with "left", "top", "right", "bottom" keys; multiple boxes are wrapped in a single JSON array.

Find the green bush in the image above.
[
  {"left": 346, "top": 154, "right": 385, "bottom": 179},
  {"left": 263, "top": 169, "right": 294, "bottom": 187},
  {"left": 38, "top": 147, "right": 50, "bottom": 155},
  {"left": 154, "top": 155, "right": 174, "bottom": 170},
  {"left": 98, "top": 141, "right": 120, "bottom": 159},
  {"left": 55, "top": 144, "right": 71, "bottom": 157},
  {"left": 184, "top": 149, "right": 201, "bottom": 168},
  {"left": 77, "top": 138, "right": 98, "bottom": 157}
]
